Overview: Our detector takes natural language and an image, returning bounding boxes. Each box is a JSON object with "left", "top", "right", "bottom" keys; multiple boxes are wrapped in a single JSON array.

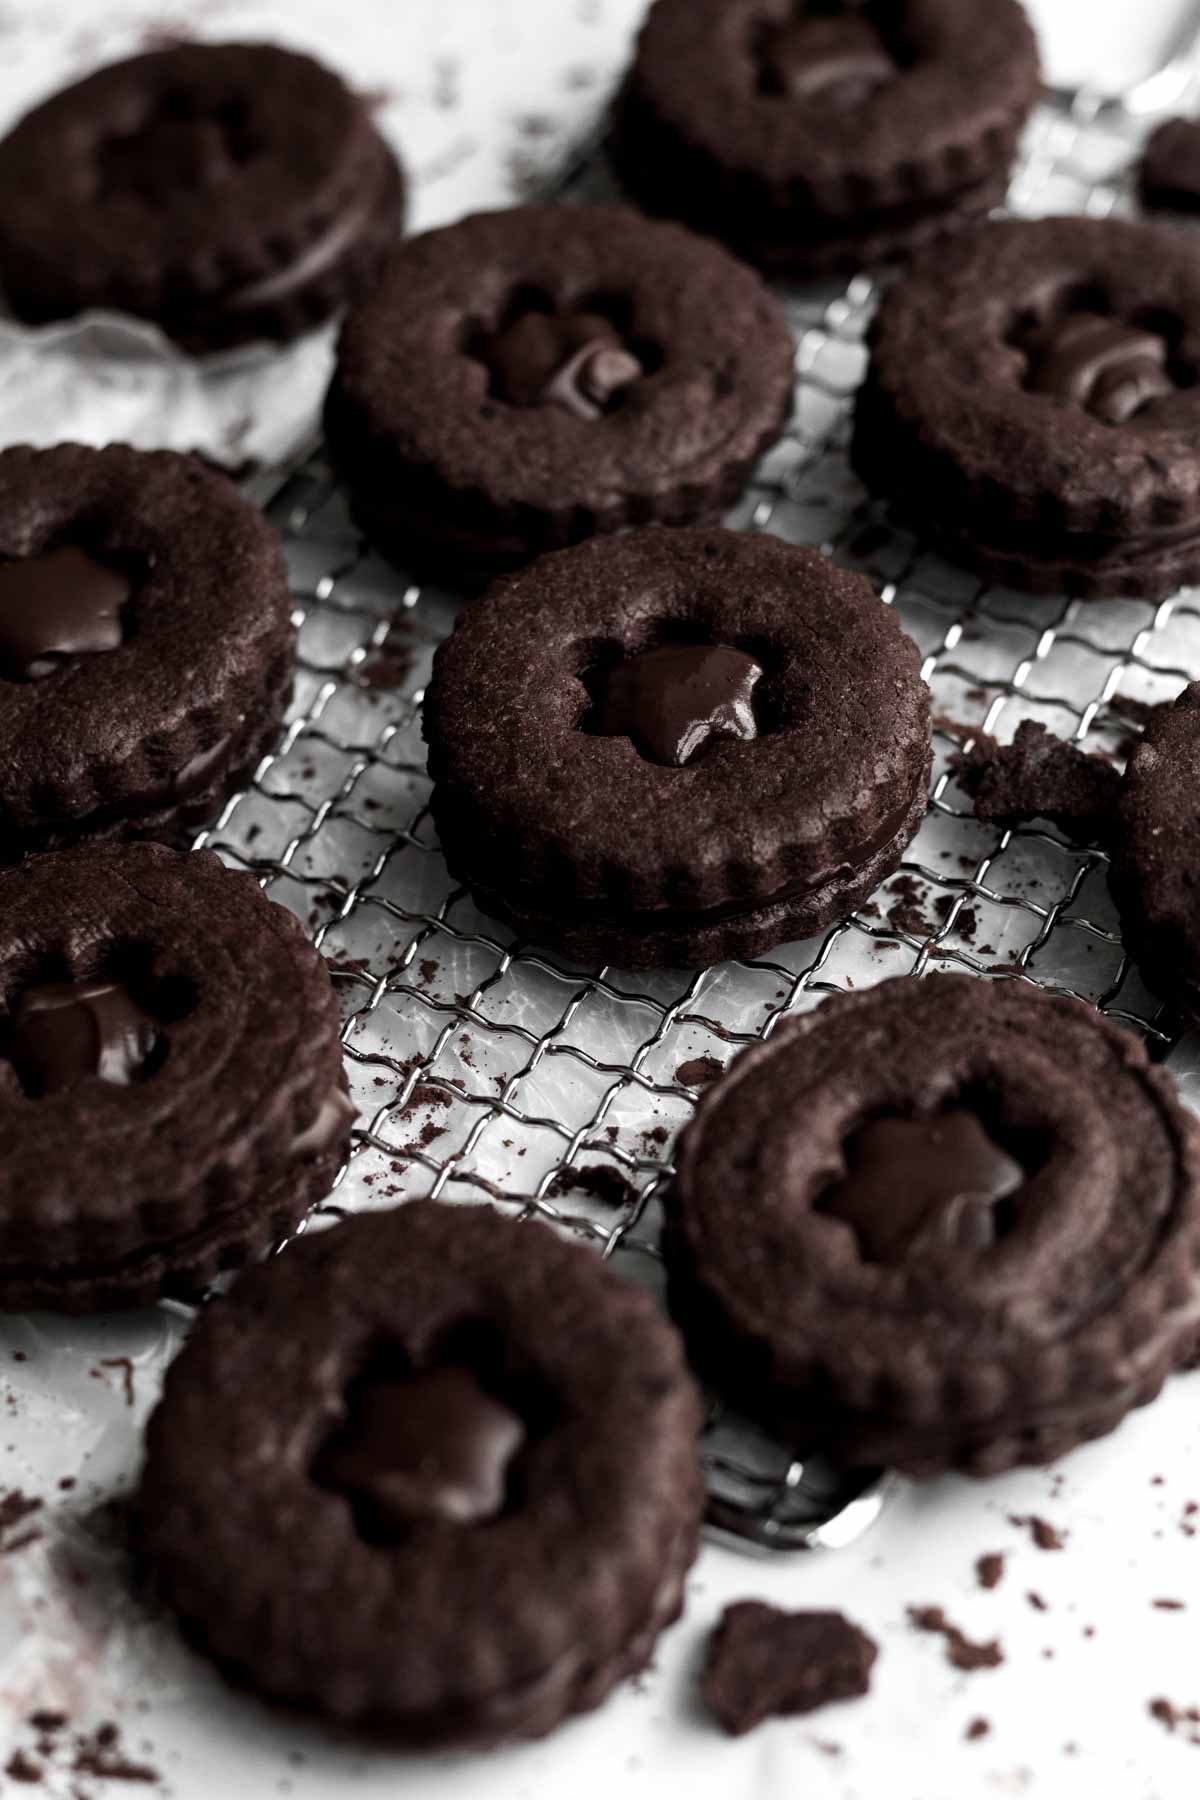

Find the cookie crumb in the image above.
[
  {"left": 703, "top": 1603, "right": 877, "bottom": 1736},
  {"left": 907, "top": 1606, "right": 1003, "bottom": 1672},
  {"left": 976, "top": 1552, "right": 1005, "bottom": 1590},
  {"left": 675, "top": 1055, "right": 724, "bottom": 1089},
  {"left": 1009, "top": 1512, "right": 1066, "bottom": 1551},
  {"left": 547, "top": 1162, "right": 635, "bottom": 1210}
]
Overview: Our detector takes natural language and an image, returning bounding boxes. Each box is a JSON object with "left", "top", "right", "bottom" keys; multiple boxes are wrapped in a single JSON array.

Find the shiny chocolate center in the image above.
[
  {"left": 0, "top": 547, "right": 129, "bottom": 682},
  {"left": 818, "top": 1109, "right": 1026, "bottom": 1264},
  {"left": 315, "top": 1363, "right": 526, "bottom": 1538},
  {"left": 586, "top": 642, "right": 763, "bottom": 767},
  {"left": 755, "top": 8, "right": 897, "bottom": 103},
  {"left": 1020, "top": 312, "right": 1176, "bottom": 425},
  {"left": 4, "top": 978, "right": 161, "bottom": 1097},
  {"left": 473, "top": 307, "right": 643, "bottom": 420}
]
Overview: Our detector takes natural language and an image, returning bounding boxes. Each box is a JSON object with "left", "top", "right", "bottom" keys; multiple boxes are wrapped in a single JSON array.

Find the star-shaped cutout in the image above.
[
  {"left": 586, "top": 642, "right": 763, "bottom": 767},
  {"left": 817, "top": 1109, "right": 1026, "bottom": 1264}
]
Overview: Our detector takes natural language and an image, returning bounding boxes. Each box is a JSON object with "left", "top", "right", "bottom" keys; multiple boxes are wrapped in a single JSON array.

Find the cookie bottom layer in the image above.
[
  {"left": 0, "top": 674, "right": 291, "bottom": 863},
  {"left": 0, "top": 1134, "right": 347, "bottom": 1314},
  {"left": 608, "top": 128, "right": 1010, "bottom": 277},
  {"left": 667, "top": 1229, "right": 1200, "bottom": 1481},
  {"left": 439, "top": 774, "right": 929, "bottom": 969},
  {"left": 164, "top": 1491, "right": 701, "bottom": 1746},
  {"left": 852, "top": 398, "right": 1200, "bottom": 601},
  {"left": 332, "top": 404, "right": 791, "bottom": 583}
]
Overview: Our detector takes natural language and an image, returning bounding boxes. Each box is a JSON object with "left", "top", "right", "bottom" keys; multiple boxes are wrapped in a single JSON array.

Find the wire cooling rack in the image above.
[{"left": 196, "top": 77, "right": 1200, "bottom": 1552}]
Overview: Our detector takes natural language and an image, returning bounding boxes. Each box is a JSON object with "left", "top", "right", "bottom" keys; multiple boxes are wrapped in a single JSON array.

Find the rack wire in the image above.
[{"left": 195, "top": 77, "right": 1200, "bottom": 1551}]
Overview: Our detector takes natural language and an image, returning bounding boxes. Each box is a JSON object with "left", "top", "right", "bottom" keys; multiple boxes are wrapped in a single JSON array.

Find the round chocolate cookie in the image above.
[
  {"left": 323, "top": 204, "right": 795, "bottom": 578},
  {"left": 0, "top": 443, "right": 293, "bottom": 859},
  {"left": 0, "top": 840, "right": 353, "bottom": 1312},
  {"left": 0, "top": 42, "right": 405, "bottom": 353},
  {"left": 1112, "top": 682, "right": 1200, "bottom": 1016},
  {"left": 611, "top": 0, "right": 1039, "bottom": 274},
  {"left": 853, "top": 216, "right": 1200, "bottom": 598},
  {"left": 665, "top": 974, "right": 1200, "bottom": 1476},
  {"left": 424, "top": 526, "right": 931, "bottom": 969},
  {"left": 139, "top": 1200, "right": 704, "bottom": 1742}
]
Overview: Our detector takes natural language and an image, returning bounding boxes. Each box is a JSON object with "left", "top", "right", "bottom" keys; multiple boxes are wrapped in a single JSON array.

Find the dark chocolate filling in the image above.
[{"left": 448, "top": 789, "right": 918, "bottom": 932}]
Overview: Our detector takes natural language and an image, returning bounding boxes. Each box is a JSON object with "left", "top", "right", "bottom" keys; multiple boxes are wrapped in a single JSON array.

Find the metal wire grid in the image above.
[{"left": 190, "top": 82, "right": 1199, "bottom": 1550}]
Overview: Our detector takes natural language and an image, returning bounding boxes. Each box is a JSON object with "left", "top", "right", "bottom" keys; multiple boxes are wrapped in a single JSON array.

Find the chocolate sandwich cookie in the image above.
[
  {"left": 665, "top": 974, "right": 1200, "bottom": 1475},
  {"left": 139, "top": 1200, "right": 704, "bottom": 1741},
  {"left": 611, "top": 0, "right": 1039, "bottom": 275},
  {"left": 1140, "top": 117, "right": 1200, "bottom": 215},
  {"left": 0, "top": 443, "right": 293, "bottom": 859},
  {"left": 0, "top": 42, "right": 404, "bottom": 353},
  {"left": 424, "top": 526, "right": 931, "bottom": 969},
  {"left": 0, "top": 840, "right": 353, "bottom": 1312},
  {"left": 1112, "top": 682, "right": 1200, "bottom": 1017},
  {"left": 324, "top": 204, "right": 794, "bottom": 578},
  {"left": 853, "top": 216, "right": 1200, "bottom": 598}
]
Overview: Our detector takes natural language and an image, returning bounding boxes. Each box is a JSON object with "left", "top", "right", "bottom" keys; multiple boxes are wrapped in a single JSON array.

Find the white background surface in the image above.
[{"left": 1, "top": 3, "right": 1200, "bottom": 1799}]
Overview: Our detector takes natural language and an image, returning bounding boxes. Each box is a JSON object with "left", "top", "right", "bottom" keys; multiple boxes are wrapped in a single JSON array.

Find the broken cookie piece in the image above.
[
  {"left": 953, "top": 720, "right": 1120, "bottom": 842},
  {"left": 702, "top": 1602, "right": 878, "bottom": 1736}
]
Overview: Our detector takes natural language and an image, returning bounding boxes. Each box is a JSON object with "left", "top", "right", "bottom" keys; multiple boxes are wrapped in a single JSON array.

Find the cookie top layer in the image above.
[
  {"left": 1114, "top": 681, "right": 1200, "bottom": 1006},
  {"left": 667, "top": 975, "right": 1200, "bottom": 1439},
  {"left": 0, "top": 444, "right": 292, "bottom": 846},
  {"left": 864, "top": 216, "right": 1200, "bottom": 538},
  {"left": 622, "top": 0, "right": 1039, "bottom": 207},
  {"left": 424, "top": 526, "right": 930, "bottom": 917},
  {"left": 0, "top": 841, "right": 346, "bottom": 1284},
  {"left": 325, "top": 205, "right": 794, "bottom": 519},
  {"left": 140, "top": 1200, "right": 705, "bottom": 1739},
  {"left": 0, "top": 42, "right": 402, "bottom": 337}
]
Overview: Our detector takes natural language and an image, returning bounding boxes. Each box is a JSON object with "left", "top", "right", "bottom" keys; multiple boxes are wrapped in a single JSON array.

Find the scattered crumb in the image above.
[
  {"left": 965, "top": 1718, "right": 991, "bottom": 1742},
  {"left": 907, "top": 1606, "right": 1003, "bottom": 1672},
  {"left": 547, "top": 1162, "right": 635, "bottom": 1210},
  {"left": 1009, "top": 1514, "right": 1066, "bottom": 1551},
  {"left": 99, "top": 1357, "right": 135, "bottom": 1408},
  {"left": 976, "top": 1552, "right": 1005, "bottom": 1591},
  {"left": 1027, "top": 1591, "right": 1048, "bottom": 1613},
  {"left": 675, "top": 1055, "right": 724, "bottom": 1089},
  {"left": 1149, "top": 1697, "right": 1200, "bottom": 1744}
]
